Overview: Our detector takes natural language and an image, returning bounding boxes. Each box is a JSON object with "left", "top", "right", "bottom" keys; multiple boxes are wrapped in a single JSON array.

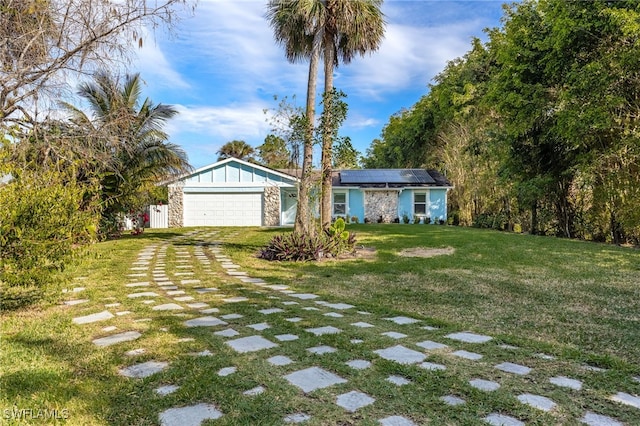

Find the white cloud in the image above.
[{"left": 135, "top": 32, "right": 191, "bottom": 90}]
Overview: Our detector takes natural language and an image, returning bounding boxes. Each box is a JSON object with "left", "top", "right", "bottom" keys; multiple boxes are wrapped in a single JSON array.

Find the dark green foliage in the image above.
[{"left": 260, "top": 218, "right": 356, "bottom": 261}]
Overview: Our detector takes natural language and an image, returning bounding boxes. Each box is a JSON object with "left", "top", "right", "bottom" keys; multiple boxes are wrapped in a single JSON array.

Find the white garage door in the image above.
[{"left": 183, "top": 192, "right": 263, "bottom": 226}]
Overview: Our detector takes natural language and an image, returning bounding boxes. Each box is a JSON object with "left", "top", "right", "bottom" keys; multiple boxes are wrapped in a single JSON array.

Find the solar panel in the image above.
[{"left": 340, "top": 169, "right": 435, "bottom": 184}]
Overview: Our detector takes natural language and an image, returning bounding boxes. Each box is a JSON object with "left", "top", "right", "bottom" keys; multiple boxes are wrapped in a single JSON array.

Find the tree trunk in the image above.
[
  {"left": 294, "top": 45, "right": 319, "bottom": 237},
  {"left": 320, "top": 35, "right": 335, "bottom": 230}
]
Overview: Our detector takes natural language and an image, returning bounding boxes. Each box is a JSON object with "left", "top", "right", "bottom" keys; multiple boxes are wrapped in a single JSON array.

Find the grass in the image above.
[{"left": 1, "top": 225, "right": 639, "bottom": 425}]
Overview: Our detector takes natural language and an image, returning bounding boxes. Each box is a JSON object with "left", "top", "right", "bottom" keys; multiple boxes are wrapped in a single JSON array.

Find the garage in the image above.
[{"left": 183, "top": 192, "right": 263, "bottom": 227}]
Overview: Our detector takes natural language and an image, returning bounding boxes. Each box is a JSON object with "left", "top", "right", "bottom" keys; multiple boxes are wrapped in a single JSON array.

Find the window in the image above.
[
  {"left": 333, "top": 192, "right": 347, "bottom": 216},
  {"left": 414, "top": 193, "right": 427, "bottom": 215}
]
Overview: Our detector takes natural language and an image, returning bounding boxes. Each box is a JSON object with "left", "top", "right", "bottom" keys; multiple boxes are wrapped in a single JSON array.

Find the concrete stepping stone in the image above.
[
  {"left": 152, "top": 303, "right": 184, "bottom": 311},
  {"left": 268, "top": 355, "right": 294, "bottom": 366},
  {"left": 581, "top": 412, "right": 623, "bottom": 426},
  {"left": 240, "top": 277, "right": 266, "bottom": 284},
  {"left": 415, "top": 340, "right": 448, "bottom": 350},
  {"left": 181, "top": 280, "right": 201, "bottom": 285},
  {"left": 441, "top": 395, "right": 465, "bottom": 406},
  {"left": 385, "top": 316, "right": 419, "bottom": 325},
  {"left": 93, "top": 331, "right": 143, "bottom": 347},
  {"left": 166, "top": 290, "right": 185, "bottom": 296},
  {"left": 324, "top": 312, "right": 344, "bottom": 318},
  {"left": 174, "top": 296, "right": 194, "bottom": 302},
  {"left": 221, "top": 313, "right": 243, "bottom": 320},
  {"left": 351, "top": 339, "right": 364, "bottom": 344},
  {"left": 128, "top": 291, "right": 159, "bottom": 298},
  {"left": 266, "top": 284, "right": 289, "bottom": 291},
  {"left": 217, "top": 366, "right": 237, "bottom": 376},
  {"left": 374, "top": 345, "right": 426, "bottom": 364},
  {"left": 452, "top": 350, "right": 482, "bottom": 360},
  {"left": 499, "top": 344, "right": 519, "bottom": 350},
  {"left": 247, "top": 322, "right": 271, "bottom": 331},
  {"left": 102, "top": 326, "right": 117, "bottom": 332},
  {"left": 379, "top": 415, "right": 417, "bottom": 426},
  {"left": 289, "top": 293, "right": 319, "bottom": 300},
  {"left": 226, "top": 335, "right": 278, "bottom": 353},
  {"left": 336, "top": 390, "right": 375, "bottom": 412},
  {"left": 421, "top": 325, "right": 438, "bottom": 331},
  {"left": 386, "top": 375, "right": 410, "bottom": 386},
  {"left": 275, "top": 334, "right": 298, "bottom": 342},
  {"left": 116, "top": 311, "right": 132, "bottom": 316},
  {"left": 128, "top": 273, "right": 146, "bottom": 277},
  {"left": 346, "top": 359, "right": 372, "bottom": 370},
  {"left": 125, "top": 348, "right": 146, "bottom": 356},
  {"left": 484, "top": 413, "right": 524, "bottom": 426},
  {"left": 307, "top": 345, "right": 337, "bottom": 355},
  {"left": 174, "top": 272, "right": 194, "bottom": 276},
  {"left": 381, "top": 332, "right": 407, "bottom": 339},
  {"left": 495, "top": 362, "right": 531, "bottom": 375},
  {"left": 633, "top": 376, "right": 640, "bottom": 383},
  {"left": 535, "top": 353, "right": 556, "bottom": 360},
  {"left": 186, "top": 302, "right": 208, "bottom": 309},
  {"left": 104, "top": 303, "right": 121, "bottom": 308},
  {"left": 223, "top": 296, "right": 249, "bottom": 303},
  {"left": 611, "top": 392, "right": 640, "bottom": 409},
  {"left": 517, "top": 393, "right": 556, "bottom": 411},
  {"left": 227, "top": 271, "right": 248, "bottom": 276},
  {"left": 158, "top": 403, "right": 223, "bottom": 426},
  {"left": 214, "top": 329, "right": 240, "bottom": 337},
  {"left": 184, "top": 316, "right": 227, "bottom": 327},
  {"left": 302, "top": 307, "right": 320, "bottom": 311},
  {"left": 445, "top": 331, "right": 492, "bottom": 343},
  {"left": 352, "top": 322, "right": 375, "bottom": 328},
  {"left": 259, "top": 308, "right": 284, "bottom": 315},
  {"left": 305, "top": 326, "right": 341, "bottom": 336},
  {"left": 286, "top": 317, "right": 303, "bottom": 323},
  {"left": 282, "top": 301, "right": 298, "bottom": 306},
  {"left": 549, "top": 376, "right": 582, "bottom": 390},
  {"left": 243, "top": 386, "right": 265, "bottom": 396},
  {"left": 64, "top": 299, "right": 89, "bottom": 306},
  {"left": 190, "top": 350, "right": 213, "bottom": 357},
  {"left": 126, "top": 282, "right": 150, "bottom": 287},
  {"left": 284, "top": 367, "right": 347, "bottom": 393},
  {"left": 155, "top": 385, "right": 179, "bottom": 396},
  {"left": 194, "top": 287, "right": 217, "bottom": 293},
  {"left": 582, "top": 364, "right": 606, "bottom": 372},
  {"left": 73, "top": 310, "right": 114, "bottom": 325},
  {"left": 159, "top": 286, "right": 178, "bottom": 291},
  {"left": 284, "top": 413, "right": 311, "bottom": 423},
  {"left": 119, "top": 361, "right": 168, "bottom": 378},
  {"left": 419, "top": 362, "right": 446, "bottom": 371},
  {"left": 469, "top": 379, "right": 500, "bottom": 392},
  {"left": 324, "top": 303, "right": 355, "bottom": 310},
  {"left": 130, "top": 267, "right": 147, "bottom": 271}
]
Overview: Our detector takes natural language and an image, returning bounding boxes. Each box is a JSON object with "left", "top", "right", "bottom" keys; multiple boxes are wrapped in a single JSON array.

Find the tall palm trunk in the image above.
[
  {"left": 294, "top": 44, "right": 320, "bottom": 237},
  {"left": 320, "top": 5, "right": 336, "bottom": 230}
]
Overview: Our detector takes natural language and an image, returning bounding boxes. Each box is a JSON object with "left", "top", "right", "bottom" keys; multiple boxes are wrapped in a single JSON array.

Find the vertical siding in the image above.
[{"left": 149, "top": 205, "right": 169, "bottom": 228}]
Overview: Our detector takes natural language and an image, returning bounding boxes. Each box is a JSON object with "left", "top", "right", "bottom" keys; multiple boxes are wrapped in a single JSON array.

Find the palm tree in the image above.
[
  {"left": 216, "top": 140, "right": 255, "bottom": 161},
  {"left": 319, "top": 0, "right": 385, "bottom": 229},
  {"left": 267, "top": 0, "right": 385, "bottom": 230},
  {"left": 61, "top": 71, "right": 191, "bottom": 223},
  {"left": 266, "top": 0, "right": 323, "bottom": 237}
]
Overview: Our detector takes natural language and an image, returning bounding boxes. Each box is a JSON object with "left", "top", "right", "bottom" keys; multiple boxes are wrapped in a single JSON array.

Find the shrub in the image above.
[
  {"left": 351, "top": 216, "right": 359, "bottom": 224},
  {"left": 260, "top": 218, "right": 357, "bottom": 262},
  {"left": 424, "top": 216, "right": 431, "bottom": 224},
  {"left": 0, "top": 169, "right": 99, "bottom": 308},
  {"left": 402, "top": 213, "right": 410, "bottom": 224},
  {"left": 413, "top": 215, "right": 421, "bottom": 224}
]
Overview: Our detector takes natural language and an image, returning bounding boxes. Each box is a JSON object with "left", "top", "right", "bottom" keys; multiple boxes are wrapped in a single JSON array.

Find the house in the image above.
[
  {"left": 166, "top": 158, "right": 452, "bottom": 227},
  {"left": 167, "top": 157, "right": 299, "bottom": 227},
  {"left": 330, "top": 168, "right": 452, "bottom": 223}
]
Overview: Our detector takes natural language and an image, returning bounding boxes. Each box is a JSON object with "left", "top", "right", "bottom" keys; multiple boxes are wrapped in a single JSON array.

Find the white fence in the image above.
[{"left": 149, "top": 205, "right": 168, "bottom": 228}]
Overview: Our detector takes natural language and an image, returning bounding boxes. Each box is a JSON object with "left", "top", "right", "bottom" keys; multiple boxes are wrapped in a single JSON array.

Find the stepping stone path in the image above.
[{"left": 65, "top": 231, "right": 634, "bottom": 425}]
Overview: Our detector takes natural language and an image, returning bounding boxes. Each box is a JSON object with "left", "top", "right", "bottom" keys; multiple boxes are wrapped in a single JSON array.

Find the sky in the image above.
[{"left": 131, "top": 0, "right": 507, "bottom": 169}]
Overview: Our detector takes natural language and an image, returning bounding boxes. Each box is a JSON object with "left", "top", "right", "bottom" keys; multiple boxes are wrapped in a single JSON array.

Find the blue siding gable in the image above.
[{"left": 181, "top": 158, "right": 297, "bottom": 187}]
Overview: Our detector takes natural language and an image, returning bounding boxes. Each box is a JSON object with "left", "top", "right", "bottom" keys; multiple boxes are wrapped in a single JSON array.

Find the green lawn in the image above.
[{"left": 1, "top": 225, "right": 638, "bottom": 425}]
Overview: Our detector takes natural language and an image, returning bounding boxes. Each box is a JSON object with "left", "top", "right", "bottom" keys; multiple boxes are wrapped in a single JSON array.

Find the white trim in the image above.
[
  {"left": 181, "top": 181, "right": 295, "bottom": 188},
  {"left": 412, "top": 190, "right": 430, "bottom": 217}
]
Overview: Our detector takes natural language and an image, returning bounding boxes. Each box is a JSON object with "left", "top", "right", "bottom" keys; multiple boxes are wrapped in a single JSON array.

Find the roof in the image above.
[{"left": 332, "top": 168, "right": 452, "bottom": 188}]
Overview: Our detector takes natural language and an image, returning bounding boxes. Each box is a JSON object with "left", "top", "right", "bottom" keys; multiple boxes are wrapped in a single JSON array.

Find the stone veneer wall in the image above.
[
  {"left": 168, "top": 185, "right": 183, "bottom": 228},
  {"left": 263, "top": 186, "right": 281, "bottom": 226},
  {"left": 364, "top": 190, "right": 398, "bottom": 223}
]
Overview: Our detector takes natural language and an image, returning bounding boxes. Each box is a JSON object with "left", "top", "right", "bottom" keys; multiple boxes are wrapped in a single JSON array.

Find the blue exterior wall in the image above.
[
  {"left": 348, "top": 189, "right": 365, "bottom": 222},
  {"left": 429, "top": 189, "right": 448, "bottom": 221},
  {"left": 398, "top": 190, "right": 413, "bottom": 219}
]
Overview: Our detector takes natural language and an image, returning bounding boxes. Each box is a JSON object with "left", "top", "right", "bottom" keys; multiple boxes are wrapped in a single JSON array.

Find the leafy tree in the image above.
[
  {"left": 0, "top": 0, "right": 192, "bottom": 128},
  {"left": 263, "top": 95, "right": 306, "bottom": 168},
  {"left": 216, "top": 140, "right": 255, "bottom": 161},
  {"left": 333, "top": 136, "right": 361, "bottom": 169},
  {"left": 258, "top": 134, "right": 291, "bottom": 169}
]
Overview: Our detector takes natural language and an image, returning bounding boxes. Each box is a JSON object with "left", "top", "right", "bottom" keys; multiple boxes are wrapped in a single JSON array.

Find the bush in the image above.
[
  {"left": 0, "top": 170, "right": 99, "bottom": 308},
  {"left": 402, "top": 213, "right": 410, "bottom": 224},
  {"left": 413, "top": 215, "right": 421, "bottom": 224},
  {"left": 260, "top": 218, "right": 357, "bottom": 262}
]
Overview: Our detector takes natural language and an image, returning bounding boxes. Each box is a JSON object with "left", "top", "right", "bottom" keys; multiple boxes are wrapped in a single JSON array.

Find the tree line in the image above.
[{"left": 363, "top": 0, "right": 640, "bottom": 245}]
